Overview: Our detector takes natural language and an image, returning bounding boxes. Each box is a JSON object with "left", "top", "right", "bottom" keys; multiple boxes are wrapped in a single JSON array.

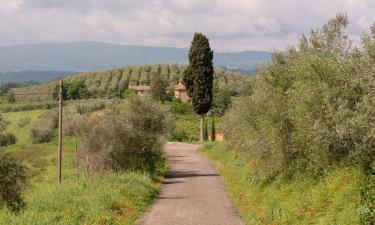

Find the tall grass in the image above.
[{"left": 201, "top": 143, "right": 363, "bottom": 225}]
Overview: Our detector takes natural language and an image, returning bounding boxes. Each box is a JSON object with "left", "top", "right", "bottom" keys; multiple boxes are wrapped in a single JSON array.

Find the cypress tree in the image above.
[
  {"left": 204, "top": 120, "right": 209, "bottom": 141},
  {"left": 211, "top": 117, "right": 216, "bottom": 142},
  {"left": 183, "top": 33, "right": 214, "bottom": 141}
]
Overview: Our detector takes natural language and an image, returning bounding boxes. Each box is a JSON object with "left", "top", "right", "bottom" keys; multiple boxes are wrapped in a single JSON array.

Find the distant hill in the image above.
[
  {"left": 0, "top": 42, "right": 271, "bottom": 82},
  {"left": 0, "top": 71, "right": 77, "bottom": 83}
]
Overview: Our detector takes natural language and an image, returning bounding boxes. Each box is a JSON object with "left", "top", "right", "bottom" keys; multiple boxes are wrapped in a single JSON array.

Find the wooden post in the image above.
[{"left": 57, "top": 80, "right": 63, "bottom": 185}]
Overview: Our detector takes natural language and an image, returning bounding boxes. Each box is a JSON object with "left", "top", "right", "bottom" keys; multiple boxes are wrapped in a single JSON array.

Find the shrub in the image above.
[
  {"left": 0, "top": 113, "right": 16, "bottom": 146},
  {"left": 53, "top": 80, "right": 90, "bottom": 100},
  {"left": 168, "top": 127, "right": 188, "bottom": 142},
  {"left": 74, "top": 96, "right": 170, "bottom": 179},
  {"left": 0, "top": 102, "right": 57, "bottom": 113},
  {"left": 223, "top": 14, "right": 375, "bottom": 179},
  {"left": 75, "top": 101, "right": 105, "bottom": 114},
  {"left": 0, "top": 133, "right": 17, "bottom": 146},
  {"left": 0, "top": 153, "right": 26, "bottom": 213},
  {"left": 169, "top": 98, "right": 191, "bottom": 114},
  {"left": 17, "top": 117, "right": 31, "bottom": 128},
  {"left": 30, "top": 109, "right": 58, "bottom": 143},
  {"left": 121, "top": 88, "right": 137, "bottom": 99}
]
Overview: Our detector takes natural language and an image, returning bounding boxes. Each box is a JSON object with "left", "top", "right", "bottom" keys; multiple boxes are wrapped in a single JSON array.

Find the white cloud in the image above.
[{"left": 0, "top": 0, "right": 374, "bottom": 51}]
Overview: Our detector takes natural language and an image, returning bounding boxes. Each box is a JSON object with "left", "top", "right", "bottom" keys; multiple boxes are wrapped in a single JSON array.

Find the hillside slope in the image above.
[{"left": 11, "top": 64, "right": 252, "bottom": 100}]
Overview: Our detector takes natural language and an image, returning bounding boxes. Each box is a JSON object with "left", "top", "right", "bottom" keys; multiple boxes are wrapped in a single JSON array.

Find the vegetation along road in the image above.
[{"left": 136, "top": 142, "right": 244, "bottom": 225}]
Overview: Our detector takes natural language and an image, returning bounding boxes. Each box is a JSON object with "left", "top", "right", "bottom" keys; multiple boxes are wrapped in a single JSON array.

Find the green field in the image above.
[{"left": 0, "top": 106, "right": 166, "bottom": 225}]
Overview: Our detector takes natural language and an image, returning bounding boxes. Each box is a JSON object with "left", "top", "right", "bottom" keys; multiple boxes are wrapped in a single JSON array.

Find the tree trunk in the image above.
[{"left": 200, "top": 114, "right": 205, "bottom": 142}]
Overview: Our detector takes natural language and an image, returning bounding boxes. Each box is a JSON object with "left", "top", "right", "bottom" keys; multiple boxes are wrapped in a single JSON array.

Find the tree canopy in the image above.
[{"left": 183, "top": 33, "right": 214, "bottom": 115}]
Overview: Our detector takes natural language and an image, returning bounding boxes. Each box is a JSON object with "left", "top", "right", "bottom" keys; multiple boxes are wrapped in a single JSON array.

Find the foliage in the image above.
[
  {"left": 0, "top": 172, "right": 162, "bottom": 225},
  {"left": 0, "top": 114, "right": 16, "bottom": 146},
  {"left": 0, "top": 133, "right": 16, "bottom": 146},
  {"left": 17, "top": 117, "right": 31, "bottom": 128},
  {"left": 169, "top": 98, "right": 191, "bottom": 114},
  {"left": 74, "top": 97, "right": 170, "bottom": 179},
  {"left": 30, "top": 109, "right": 58, "bottom": 143},
  {"left": 204, "top": 120, "right": 209, "bottom": 141},
  {"left": 211, "top": 117, "right": 216, "bottom": 142},
  {"left": 53, "top": 80, "right": 90, "bottom": 100},
  {"left": 121, "top": 88, "right": 137, "bottom": 99},
  {"left": 75, "top": 100, "right": 106, "bottom": 114},
  {"left": 0, "top": 153, "right": 26, "bottom": 213},
  {"left": 0, "top": 102, "right": 57, "bottom": 113},
  {"left": 183, "top": 33, "right": 214, "bottom": 115},
  {"left": 150, "top": 71, "right": 169, "bottom": 102},
  {"left": 212, "top": 86, "right": 231, "bottom": 115},
  {"left": 223, "top": 13, "right": 375, "bottom": 179},
  {"left": 11, "top": 64, "right": 250, "bottom": 102},
  {"left": 201, "top": 143, "right": 363, "bottom": 225},
  {"left": 6, "top": 92, "right": 15, "bottom": 104}
]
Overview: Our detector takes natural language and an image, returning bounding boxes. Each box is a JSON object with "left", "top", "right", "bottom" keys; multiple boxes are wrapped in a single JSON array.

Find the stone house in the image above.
[
  {"left": 129, "top": 85, "right": 151, "bottom": 96},
  {"left": 173, "top": 82, "right": 190, "bottom": 103},
  {"left": 130, "top": 82, "right": 190, "bottom": 103}
]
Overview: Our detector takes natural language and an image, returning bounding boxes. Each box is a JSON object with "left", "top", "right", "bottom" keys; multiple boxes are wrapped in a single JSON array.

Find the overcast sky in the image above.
[{"left": 0, "top": 0, "right": 374, "bottom": 52}]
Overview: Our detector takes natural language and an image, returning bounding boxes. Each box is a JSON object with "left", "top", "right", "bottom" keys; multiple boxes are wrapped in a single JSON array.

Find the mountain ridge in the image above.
[{"left": 0, "top": 41, "right": 272, "bottom": 82}]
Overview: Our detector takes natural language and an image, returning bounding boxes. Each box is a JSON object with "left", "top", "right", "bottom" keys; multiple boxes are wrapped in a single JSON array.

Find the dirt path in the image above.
[{"left": 136, "top": 142, "right": 244, "bottom": 225}]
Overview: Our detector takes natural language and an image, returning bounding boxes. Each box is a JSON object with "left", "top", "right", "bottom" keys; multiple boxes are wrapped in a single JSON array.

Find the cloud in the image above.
[{"left": 0, "top": 0, "right": 374, "bottom": 51}]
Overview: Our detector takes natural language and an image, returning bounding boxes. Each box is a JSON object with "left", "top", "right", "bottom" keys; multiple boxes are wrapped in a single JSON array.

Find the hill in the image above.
[
  {"left": 10, "top": 64, "right": 252, "bottom": 101},
  {"left": 0, "top": 42, "right": 271, "bottom": 82}
]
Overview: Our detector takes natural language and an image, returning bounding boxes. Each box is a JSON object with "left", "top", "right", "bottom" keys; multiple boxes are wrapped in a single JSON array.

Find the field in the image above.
[{"left": 0, "top": 101, "right": 167, "bottom": 225}]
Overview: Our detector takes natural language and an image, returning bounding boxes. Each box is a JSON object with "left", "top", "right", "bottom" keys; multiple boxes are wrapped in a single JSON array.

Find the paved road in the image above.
[{"left": 136, "top": 142, "right": 244, "bottom": 225}]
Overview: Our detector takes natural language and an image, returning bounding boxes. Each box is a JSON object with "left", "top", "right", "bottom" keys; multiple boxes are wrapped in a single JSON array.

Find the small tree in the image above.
[
  {"left": 204, "top": 120, "right": 209, "bottom": 141},
  {"left": 183, "top": 33, "right": 214, "bottom": 141},
  {"left": 211, "top": 117, "right": 216, "bottom": 142},
  {"left": 6, "top": 92, "right": 15, "bottom": 104},
  {"left": 0, "top": 153, "right": 26, "bottom": 213},
  {"left": 150, "top": 73, "right": 168, "bottom": 102}
]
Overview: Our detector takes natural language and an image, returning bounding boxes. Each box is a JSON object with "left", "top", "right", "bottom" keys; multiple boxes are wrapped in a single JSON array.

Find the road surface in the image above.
[{"left": 136, "top": 142, "right": 244, "bottom": 225}]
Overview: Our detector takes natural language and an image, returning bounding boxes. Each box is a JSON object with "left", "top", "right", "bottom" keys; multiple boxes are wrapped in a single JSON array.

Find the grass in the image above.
[
  {"left": 0, "top": 109, "right": 166, "bottom": 225},
  {"left": 2, "top": 110, "right": 45, "bottom": 148},
  {"left": 200, "top": 142, "right": 364, "bottom": 225},
  {"left": 169, "top": 112, "right": 221, "bottom": 143}
]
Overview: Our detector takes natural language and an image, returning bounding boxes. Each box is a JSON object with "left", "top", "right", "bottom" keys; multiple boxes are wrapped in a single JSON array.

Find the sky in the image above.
[{"left": 0, "top": 0, "right": 375, "bottom": 52}]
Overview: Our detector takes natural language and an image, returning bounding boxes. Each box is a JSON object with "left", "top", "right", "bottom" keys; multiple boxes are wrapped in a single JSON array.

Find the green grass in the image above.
[
  {"left": 3, "top": 110, "right": 45, "bottom": 148},
  {"left": 0, "top": 109, "right": 166, "bottom": 225},
  {"left": 200, "top": 142, "right": 364, "bottom": 225}
]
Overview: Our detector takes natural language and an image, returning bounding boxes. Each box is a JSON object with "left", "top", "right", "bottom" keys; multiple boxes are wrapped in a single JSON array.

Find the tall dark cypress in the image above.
[{"left": 183, "top": 33, "right": 214, "bottom": 141}]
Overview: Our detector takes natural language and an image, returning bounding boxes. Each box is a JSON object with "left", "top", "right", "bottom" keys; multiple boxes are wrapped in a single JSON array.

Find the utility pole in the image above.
[{"left": 57, "top": 80, "right": 63, "bottom": 185}]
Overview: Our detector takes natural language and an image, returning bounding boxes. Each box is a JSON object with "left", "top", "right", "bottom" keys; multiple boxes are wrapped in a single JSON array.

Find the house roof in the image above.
[
  {"left": 174, "top": 82, "right": 186, "bottom": 91},
  {"left": 129, "top": 85, "right": 151, "bottom": 91}
]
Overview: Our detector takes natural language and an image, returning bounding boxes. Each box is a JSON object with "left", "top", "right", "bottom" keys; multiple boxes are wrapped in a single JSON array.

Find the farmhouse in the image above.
[
  {"left": 129, "top": 85, "right": 151, "bottom": 96},
  {"left": 173, "top": 82, "right": 190, "bottom": 103},
  {"left": 129, "top": 82, "right": 190, "bottom": 103}
]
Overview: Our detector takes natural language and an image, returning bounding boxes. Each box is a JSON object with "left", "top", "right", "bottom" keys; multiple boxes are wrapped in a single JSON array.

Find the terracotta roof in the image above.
[
  {"left": 174, "top": 82, "right": 186, "bottom": 91},
  {"left": 129, "top": 85, "right": 151, "bottom": 91}
]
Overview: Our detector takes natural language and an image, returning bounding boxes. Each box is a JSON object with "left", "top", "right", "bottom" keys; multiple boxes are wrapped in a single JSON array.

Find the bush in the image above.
[
  {"left": 223, "top": 14, "right": 375, "bottom": 179},
  {"left": 169, "top": 98, "right": 191, "bottom": 114},
  {"left": 17, "top": 117, "right": 31, "bottom": 128},
  {"left": 0, "top": 153, "right": 26, "bottom": 213},
  {"left": 74, "top": 96, "right": 170, "bottom": 179},
  {"left": 75, "top": 101, "right": 105, "bottom": 114},
  {"left": 0, "top": 114, "right": 16, "bottom": 146},
  {"left": 0, "top": 133, "right": 16, "bottom": 146},
  {"left": 168, "top": 127, "right": 188, "bottom": 142},
  {"left": 0, "top": 102, "right": 57, "bottom": 113},
  {"left": 121, "top": 88, "right": 137, "bottom": 99},
  {"left": 30, "top": 109, "right": 58, "bottom": 143}
]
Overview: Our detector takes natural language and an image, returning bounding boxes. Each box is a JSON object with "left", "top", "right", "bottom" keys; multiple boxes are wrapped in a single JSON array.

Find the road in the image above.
[{"left": 136, "top": 142, "right": 244, "bottom": 225}]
